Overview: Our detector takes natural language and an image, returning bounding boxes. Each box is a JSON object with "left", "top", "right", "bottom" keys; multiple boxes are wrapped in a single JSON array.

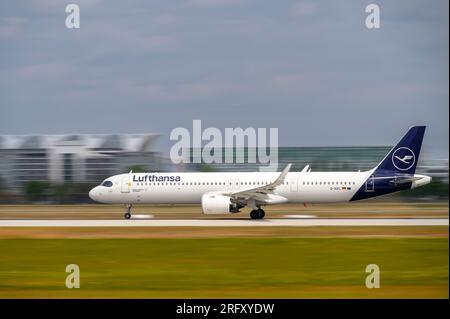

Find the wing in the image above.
[{"left": 228, "top": 164, "right": 292, "bottom": 202}]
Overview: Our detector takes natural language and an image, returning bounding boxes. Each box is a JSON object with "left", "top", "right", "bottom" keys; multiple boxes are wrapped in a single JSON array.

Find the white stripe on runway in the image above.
[{"left": 0, "top": 219, "right": 447, "bottom": 227}]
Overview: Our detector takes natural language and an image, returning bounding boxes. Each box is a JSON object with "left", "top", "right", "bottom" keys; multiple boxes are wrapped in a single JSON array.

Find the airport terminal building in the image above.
[
  {"left": 184, "top": 147, "right": 448, "bottom": 179},
  {"left": 0, "top": 134, "right": 163, "bottom": 191}
]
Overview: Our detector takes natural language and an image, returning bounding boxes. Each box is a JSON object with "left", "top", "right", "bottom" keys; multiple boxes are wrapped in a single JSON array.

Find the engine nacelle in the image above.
[
  {"left": 201, "top": 192, "right": 242, "bottom": 214},
  {"left": 264, "top": 194, "right": 288, "bottom": 204}
]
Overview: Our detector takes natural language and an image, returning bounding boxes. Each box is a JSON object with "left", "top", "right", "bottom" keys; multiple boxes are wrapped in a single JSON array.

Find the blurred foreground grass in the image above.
[{"left": 0, "top": 238, "right": 447, "bottom": 298}]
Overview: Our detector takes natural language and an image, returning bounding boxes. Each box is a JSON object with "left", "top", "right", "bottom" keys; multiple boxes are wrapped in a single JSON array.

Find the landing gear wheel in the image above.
[
  {"left": 124, "top": 204, "right": 132, "bottom": 219},
  {"left": 250, "top": 209, "right": 265, "bottom": 219},
  {"left": 258, "top": 209, "right": 265, "bottom": 219},
  {"left": 250, "top": 210, "right": 259, "bottom": 219}
]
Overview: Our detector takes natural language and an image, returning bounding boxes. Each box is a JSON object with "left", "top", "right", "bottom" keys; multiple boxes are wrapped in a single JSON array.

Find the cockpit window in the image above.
[{"left": 102, "top": 180, "right": 113, "bottom": 187}]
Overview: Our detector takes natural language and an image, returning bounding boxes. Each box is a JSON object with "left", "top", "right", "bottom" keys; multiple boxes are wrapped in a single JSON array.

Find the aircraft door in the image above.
[
  {"left": 290, "top": 178, "right": 298, "bottom": 192},
  {"left": 121, "top": 175, "right": 131, "bottom": 193},
  {"left": 365, "top": 175, "right": 375, "bottom": 192}
]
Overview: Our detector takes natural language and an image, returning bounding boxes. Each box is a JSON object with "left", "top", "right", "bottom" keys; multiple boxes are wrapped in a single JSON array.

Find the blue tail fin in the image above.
[{"left": 374, "top": 126, "right": 426, "bottom": 176}]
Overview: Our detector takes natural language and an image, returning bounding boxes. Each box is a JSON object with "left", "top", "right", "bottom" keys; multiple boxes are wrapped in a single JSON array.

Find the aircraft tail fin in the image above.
[{"left": 373, "top": 126, "right": 426, "bottom": 176}]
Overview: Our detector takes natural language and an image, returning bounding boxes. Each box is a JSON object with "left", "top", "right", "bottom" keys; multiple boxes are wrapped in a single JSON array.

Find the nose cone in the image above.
[{"left": 89, "top": 187, "right": 100, "bottom": 202}]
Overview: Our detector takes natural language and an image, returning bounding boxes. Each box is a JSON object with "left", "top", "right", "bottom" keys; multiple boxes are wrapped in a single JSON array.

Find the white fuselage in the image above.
[
  {"left": 88, "top": 126, "right": 433, "bottom": 217},
  {"left": 89, "top": 170, "right": 374, "bottom": 205}
]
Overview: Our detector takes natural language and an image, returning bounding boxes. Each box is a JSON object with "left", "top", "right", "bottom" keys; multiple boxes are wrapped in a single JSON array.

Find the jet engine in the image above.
[{"left": 201, "top": 192, "right": 244, "bottom": 214}]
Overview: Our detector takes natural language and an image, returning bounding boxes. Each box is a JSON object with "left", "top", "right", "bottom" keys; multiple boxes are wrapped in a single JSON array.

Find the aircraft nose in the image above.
[{"left": 89, "top": 187, "right": 100, "bottom": 201}]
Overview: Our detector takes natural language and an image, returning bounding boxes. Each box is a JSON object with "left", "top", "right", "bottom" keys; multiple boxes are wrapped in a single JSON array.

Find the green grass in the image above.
[{"left": 0, "top": 238, "right": 447, "bottom": 298}]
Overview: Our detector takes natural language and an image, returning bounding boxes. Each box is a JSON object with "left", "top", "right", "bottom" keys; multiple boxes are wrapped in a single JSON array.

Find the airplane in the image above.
[{"left": 89, "top": 126, "right": 431, "bottom": 220}]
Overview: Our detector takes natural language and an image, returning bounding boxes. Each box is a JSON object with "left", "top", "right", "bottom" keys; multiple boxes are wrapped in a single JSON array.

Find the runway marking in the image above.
[
  {"left": 284, "top": 215, "right": 317, "bottom": 219},
  {"left": 0, "top": 219, "right": 447, "bottom": 227},
  {"left": 131, "top": 214, "right": 154, "bottom": 219}
]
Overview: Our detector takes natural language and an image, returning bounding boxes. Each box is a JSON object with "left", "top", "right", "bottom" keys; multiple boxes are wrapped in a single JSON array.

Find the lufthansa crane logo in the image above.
[{"left": 392, "top": 147, "right": 415, "bottom": 171}]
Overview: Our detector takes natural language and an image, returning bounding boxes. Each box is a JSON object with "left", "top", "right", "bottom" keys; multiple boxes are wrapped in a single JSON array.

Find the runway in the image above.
[{"left": 0, "top": 218, "right": 447, "bottom": 227}]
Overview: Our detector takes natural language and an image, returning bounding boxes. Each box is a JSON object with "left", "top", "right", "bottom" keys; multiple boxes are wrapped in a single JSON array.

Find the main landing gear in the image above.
[
  {"left": 250, "top": 208, "right": 265, "bottom": 220},
  {"left": 124, "top": 204, "right": 132, "bottom": 219}
]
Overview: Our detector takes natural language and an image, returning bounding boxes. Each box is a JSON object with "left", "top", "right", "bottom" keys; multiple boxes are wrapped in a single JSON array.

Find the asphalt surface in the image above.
[{"left": 0, "top": 218, "right": 447, "bottom": 227}]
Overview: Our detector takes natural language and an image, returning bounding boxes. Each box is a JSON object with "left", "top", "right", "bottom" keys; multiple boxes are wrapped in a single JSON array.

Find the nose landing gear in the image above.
[
  {"left": 250, "top": 208, "right": 265, "bottom": 219},
  {"left": 124, "top": 204, "right": 132, "bottom": 219}
]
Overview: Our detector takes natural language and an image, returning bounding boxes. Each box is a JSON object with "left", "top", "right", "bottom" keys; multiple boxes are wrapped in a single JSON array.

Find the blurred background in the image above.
[
  {"left": 0, "top": 135, "right": 447, "bottom": 203},
  {"left": 0, "top": 0, "right": 448, "bottom": 204}
]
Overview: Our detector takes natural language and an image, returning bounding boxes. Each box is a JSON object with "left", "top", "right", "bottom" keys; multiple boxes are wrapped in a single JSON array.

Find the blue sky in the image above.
[{"left": 0, "top": 0, "right": 448, "bottom": 157}]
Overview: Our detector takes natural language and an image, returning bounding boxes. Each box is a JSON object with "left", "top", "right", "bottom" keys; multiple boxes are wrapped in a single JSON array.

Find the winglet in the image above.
[
  {"left": 129, "top": 170, "right": 133, "bottom": 174},
  {"left": 301, "top": 165, "right": 309, "bottom": 172}
]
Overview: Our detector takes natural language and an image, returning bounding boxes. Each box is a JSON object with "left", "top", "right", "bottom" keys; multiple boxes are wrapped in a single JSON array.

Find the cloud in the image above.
[
  {"left": 28, "top": 0, "right": 105, "bottom": 11},
  {"left": 16, "top": 63, "right": 70, "bottom": 79},
  {"left": 268, "top": 74, "right": 323, "bottom": 97},
  {"left": 0, "top": 0, "right": 447, "bottom": 156},
  {"left": 139, "top": 76, "right": 245, "bottom": 102},
  {"left": 185, "top": 0, "right": 250, "bottom": 8},
  {"left": 291, "top": 2, "right": 319, "bottom": 18},
  {"left": 0, "top": 16, "right": 26, "bottom": 38}
]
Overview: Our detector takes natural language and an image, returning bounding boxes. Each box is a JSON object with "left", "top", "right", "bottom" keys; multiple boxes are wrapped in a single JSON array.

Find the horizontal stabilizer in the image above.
[{"left": 388, "top": 176, "right": 422, "bottom": 186}]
